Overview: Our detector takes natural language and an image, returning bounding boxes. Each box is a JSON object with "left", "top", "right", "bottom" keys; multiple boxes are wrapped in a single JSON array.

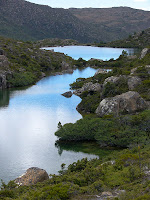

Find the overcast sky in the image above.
[{"left": 26, "top": 0, "right": 150, "bottom": 11}]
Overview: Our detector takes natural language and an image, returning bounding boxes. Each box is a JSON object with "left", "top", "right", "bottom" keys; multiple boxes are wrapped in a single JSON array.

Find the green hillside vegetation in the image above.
[
  {"left": 0, "top": 36, "right": 76, "bottom": 88},
  {"left": 0, "top": 0, "right": 93, "bottom": 43}
]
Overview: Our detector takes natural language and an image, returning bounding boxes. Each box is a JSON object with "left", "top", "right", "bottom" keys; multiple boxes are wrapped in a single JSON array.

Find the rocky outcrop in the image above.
[
  {"left": 74, "top": 82, "right": 103, "bottom": 97},
  {"left": 127, "top": 76, "right": 141, "bottom": 90},
  {"left": 61, "top": 61, "right": 71, "bottom": 70},
  {"left": 140, "top": 48, "right": 149, "bottom": 59},
  {"left": 0, "top": 55, "right": 9, "bottom": 69},
  {"left": 103, "top": 75, "right": 141, "bottom": 90},
  {"left": 94, "top": 68, "right": 111, "bottom": 76},
  {"left": 15, "top": 167, "right": 49, "bottom": 186},
  {"left": 61, "top": 91, "right": 73, "bottom": 98},
  {"left": 96, "top": 91, "right": 147, "bottom": 117},
  {"left": 103, "top": 75, "right": 123, "bottom": 86}
]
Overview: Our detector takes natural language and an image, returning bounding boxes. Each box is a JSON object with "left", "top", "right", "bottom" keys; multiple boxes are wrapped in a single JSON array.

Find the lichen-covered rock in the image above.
[
  {"left": 127, "top": 76, "right": 141, "bottom": 90},
  {"left": 15, "top": 167, "right": 49, "bottom": 186},
  {"left": 61, "top": 91, "right": 72, "bottom": 98},
  {"left": 140, "top": 48, "right": 149, "bottom": 59},
  {"left": 74, "top": 82, "right": 103, "bottom": 96},
  {"left": 103, "top": 75, "right": 124, "bottom": 86},
  {"left": 96, "top": 91, "right": 147, "bottom": 117},
  {"left": 94, "top": 68, "right": 111, "bottom": 76}
]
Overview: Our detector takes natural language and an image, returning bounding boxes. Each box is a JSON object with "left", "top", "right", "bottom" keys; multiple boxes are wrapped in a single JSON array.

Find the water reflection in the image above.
[
  {"left": 55, "top": 141, "right": 113, "bottom": 157},
  {"left": 0, "top": 67, "right": 99, "bottom": 184}
]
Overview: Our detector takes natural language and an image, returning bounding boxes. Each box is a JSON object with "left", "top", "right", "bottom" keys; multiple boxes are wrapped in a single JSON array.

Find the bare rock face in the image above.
[
  {"left": 74, "top": 82, "right": 103, "bottom": 96},
  {"left": 96, "top": 91, "right": 147, "bottom": 117},
  {"left": 127, "top": 76, "right": 141, "bottom": 90},
  {"left": 15, "top": 167, "right": 49, "bottom": 186}
]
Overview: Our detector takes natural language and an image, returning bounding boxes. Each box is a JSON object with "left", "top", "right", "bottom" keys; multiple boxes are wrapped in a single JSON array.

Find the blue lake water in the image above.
[
  {"left": 0, "top": 67, "right": 99, "bottom": 184},
  {"left": 43, "top": 46, "right": 135, "bottom": 60},
  {"left": 0, "top": 46, "right": 135, "bottom": 184}
]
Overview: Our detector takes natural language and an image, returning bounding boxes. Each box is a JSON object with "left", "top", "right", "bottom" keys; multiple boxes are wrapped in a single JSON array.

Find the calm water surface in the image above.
[
  {"left": 0, "top": 67, "right": 100, "bottom": 184},
  {"left": 43, "top": 46, "right": 135, "bottom": 60}
]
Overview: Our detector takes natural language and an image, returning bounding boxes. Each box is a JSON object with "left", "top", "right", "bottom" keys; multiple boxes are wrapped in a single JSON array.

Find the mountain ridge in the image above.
[{"left": 0, "top": 0, "right": 150, "bottom": 42}]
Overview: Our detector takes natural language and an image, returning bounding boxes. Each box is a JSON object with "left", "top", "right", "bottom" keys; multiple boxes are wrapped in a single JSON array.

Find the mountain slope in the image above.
[
  {"left": 69, "top": 7, "right": 150, "bottom": 42},
  {"left": 0, "top": 1, "right": 150, "bottom": 43},
  {"left": 0, "top": 0, "right": 92, "bottom": 42}
]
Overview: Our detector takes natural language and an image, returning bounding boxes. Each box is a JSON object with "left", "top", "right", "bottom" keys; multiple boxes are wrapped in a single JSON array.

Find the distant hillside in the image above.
[
  {"left": 0, "top": 1, "right": 150, "bottom": 43},
  {"left": 69, "top": 7, "right": 150, "bottom": 42},
  {"left": 0, "top": 0, "right": 93, "bottom": 43}
]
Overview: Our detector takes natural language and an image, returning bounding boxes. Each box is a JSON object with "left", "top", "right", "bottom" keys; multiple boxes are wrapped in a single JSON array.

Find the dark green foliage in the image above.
[
  {"left": 8, "top": 72, "right": 36, "bottom": 87},
  {"left": 102, "top": 78, "right": 129, "bottom": 98},
  {"left": 0, "top": 36, "right": 74, "bottom": 88},
  {"left": 55, "top": 110, "right": 150, "bottom": 148},
  {"left": 77, "top": 92, "right": 100, "bottom": 113}
]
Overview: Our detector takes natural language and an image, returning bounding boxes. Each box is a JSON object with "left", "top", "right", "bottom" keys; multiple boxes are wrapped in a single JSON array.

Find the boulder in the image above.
[
  {"left": 94, "top": 68, "right": 111, "bottom": 76},
  {"left": 140, "top": 48, "right": 149, "bottom": 59},
  {"left": 103, "top": 75, "right": 141, "bottom": 90},
  {"left": 103, "top": 75, "right": 125, "bottom": 86},
  {"left": 15, "top": 167, "right": 49, "bottom": 186},
  {"left": 127, "top": 76, "right": 141, "bottom": 90},
  {"left": 73, "top": 82, "right": 103, "bottom": 97},
  {"left": 96, "top": 91, "right": 147, "bottom": 117},
  {"left": 61, "top": 91, "right": 72, "bottom": 98}
]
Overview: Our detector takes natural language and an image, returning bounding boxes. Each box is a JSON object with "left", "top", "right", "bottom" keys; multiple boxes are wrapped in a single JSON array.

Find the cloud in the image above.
[{"left": 134, "top": 0, "right": 148, "bottom": 2}]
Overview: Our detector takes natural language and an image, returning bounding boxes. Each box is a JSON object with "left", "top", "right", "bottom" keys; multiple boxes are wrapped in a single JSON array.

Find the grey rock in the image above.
[
  {"left": 96, "top": 91, "right": 147, "bottom": 117},
  {"left": 94, "top": 68, "right": 111, "bottom": 76},
  {"left": 15, "top": 167, "right": 49, "bottom": 186},
  {"left": 74, "top": 82, "right": 103, "bottom": 96},
  {"left": 127, "top": 76, "right": 141, "bottom": 90},
  {"left": 61, "top": 91, "right": 72, "bottom": 98},
  {"left": 130, "top": 67, "right": 138, "bottom": 75},
  {"left": 103, "top": 75, "right": 124, "bottom": 86},
  {"left": 61, "top": 61, "right": 70, "bottom": 70},
  {"left": 140, "top": 48, "right": 149, "bottom": 59}
]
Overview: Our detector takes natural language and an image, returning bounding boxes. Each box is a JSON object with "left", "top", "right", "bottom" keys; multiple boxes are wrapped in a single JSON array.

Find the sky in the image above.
[{"left": 26, "top": 0, "right": 150, "bottom": 11}]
